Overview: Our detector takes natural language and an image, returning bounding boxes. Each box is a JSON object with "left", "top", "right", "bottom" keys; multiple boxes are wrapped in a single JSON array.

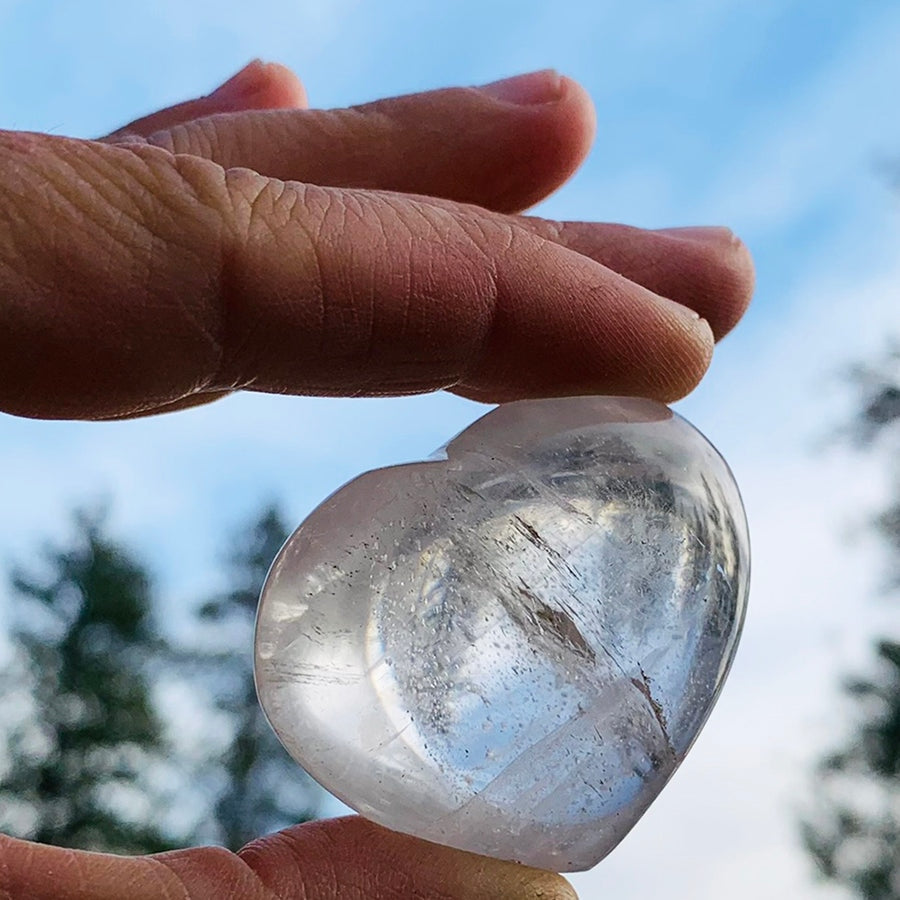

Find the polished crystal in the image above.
[{"left": 255, "top": 397, "right": 750, "bottom": 871}]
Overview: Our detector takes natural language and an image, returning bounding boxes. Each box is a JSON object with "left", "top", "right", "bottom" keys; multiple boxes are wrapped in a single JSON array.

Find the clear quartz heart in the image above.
[{"left": 255, "top": 396, "right": 749, "bottom": 871}]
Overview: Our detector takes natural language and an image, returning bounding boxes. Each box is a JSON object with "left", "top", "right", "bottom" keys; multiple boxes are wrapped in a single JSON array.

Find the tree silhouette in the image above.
[
  {"left": 0, "top": 502, "right": 324, "bottom": 854},
  {"left": 803, "top": 346, "right": 900, "bottom": 898},
  {"left": 0, "top": 509, "right": 181, "bottom": 853},
  {"left": 194, "top": 504, "right": 322, "bottom": 849}
]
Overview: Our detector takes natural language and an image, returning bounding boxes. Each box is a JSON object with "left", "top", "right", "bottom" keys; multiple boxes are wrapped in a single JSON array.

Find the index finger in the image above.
[{"left": 0, "top": 133, "right": 739, "bottom": 421}]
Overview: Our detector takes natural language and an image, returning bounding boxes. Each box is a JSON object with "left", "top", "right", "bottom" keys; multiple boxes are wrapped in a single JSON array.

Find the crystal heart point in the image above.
[{"left": 255, "top": 397, "right": 749, "bottom": 871}]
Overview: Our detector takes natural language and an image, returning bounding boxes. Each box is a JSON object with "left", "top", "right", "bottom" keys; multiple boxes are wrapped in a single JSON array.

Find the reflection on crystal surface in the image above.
[{"left": 255, "top": 397, "right": 750, "bottom": 871}]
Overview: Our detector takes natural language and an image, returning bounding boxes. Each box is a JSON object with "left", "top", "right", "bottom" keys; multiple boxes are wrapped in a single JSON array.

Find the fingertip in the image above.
[
  {"left": 724, "top": 233, "right": 756, "bottom": 335},
  {"left": 699, "top": 232, "right": 755, "bottom": 341},
  {"left": 210, "top": 59, "right": 309, "bottom": 111},
  {"left": 653, "top": 226, "right": 755, "bottom": 340},
  {"left": 558, "top": 75, "right": 597, "bottom": 159},
  {"left": 488, "top": 74, "right": 597, "bottom": 213},
  {"left": 657, "top": 312, "right": 715, "bottom": 402},
  {"left": 255, "top": 61, "right": 310, "bottom": 110}
]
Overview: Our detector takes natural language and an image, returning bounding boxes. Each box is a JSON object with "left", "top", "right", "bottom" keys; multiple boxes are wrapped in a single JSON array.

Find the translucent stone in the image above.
[{"left": 255, "top": 397, "right": 749, "bottom": 872}]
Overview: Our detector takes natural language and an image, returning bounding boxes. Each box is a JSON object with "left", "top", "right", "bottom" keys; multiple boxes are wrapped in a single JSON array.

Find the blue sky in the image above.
[{"left": 2, "top": 2, "right": 900, "bottom": 897}]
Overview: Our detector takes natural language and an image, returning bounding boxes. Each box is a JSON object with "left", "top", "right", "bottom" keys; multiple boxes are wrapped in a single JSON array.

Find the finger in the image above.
[
  {"left": 97, "top": 389, "right": 233, "bottom": 420},
  {"left": 363, "top": 191, "right": 754, "bottom": 341},
  {"left": 142, "top": 69, "right": 596, "bottom": 214},
  {"left": 0, "top": 818, "right": 578, "bottom": 899},
  {"left": 514, "top": 219, "right": 754, "bottom": 340},
  {"left": 0, "top": 134, "right": 716, "bottom": 421},
  {"left": 103, "top": 73, "right": 755, "bottom": 342},
  {"left": 104, "top": 59, "right": 308, "bottom": 141}
]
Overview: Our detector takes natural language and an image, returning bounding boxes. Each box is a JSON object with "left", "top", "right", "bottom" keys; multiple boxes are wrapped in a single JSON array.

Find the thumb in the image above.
[{"left": 0, "top": 817, "right": 578, "bottom": 900}]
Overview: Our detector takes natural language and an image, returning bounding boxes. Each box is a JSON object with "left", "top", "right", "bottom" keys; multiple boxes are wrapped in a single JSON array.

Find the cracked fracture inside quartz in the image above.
[{"left": 254, "top": 396, "right": 750, "bottom": 872}]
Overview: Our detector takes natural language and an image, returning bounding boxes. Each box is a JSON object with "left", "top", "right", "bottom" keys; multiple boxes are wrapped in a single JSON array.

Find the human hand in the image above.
[
  {"left": 0, "top": 61, "right": 752, "bottom": 422},
  {"left": 0, "top": 816, "right": 576, "bottom": 899},
  {"left": 0, "top": 60, "right": 754, "bottom": 898}
]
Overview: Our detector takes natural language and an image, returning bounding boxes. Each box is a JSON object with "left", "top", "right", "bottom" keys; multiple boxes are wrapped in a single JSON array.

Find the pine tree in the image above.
[
  {"left": 0, "top": 509, "right": 180, "bottom": 853},
  {"left": 195, "top": 504, "right": 321, "bottom": 850},
  {"left": 803, "top": 347, "right": 900, "bottom": 898}
]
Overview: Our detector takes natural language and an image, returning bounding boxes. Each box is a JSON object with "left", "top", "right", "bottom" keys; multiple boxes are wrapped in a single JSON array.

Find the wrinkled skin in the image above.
[{"left": 0, "top": 61, "right": 754, "bottom": 898}]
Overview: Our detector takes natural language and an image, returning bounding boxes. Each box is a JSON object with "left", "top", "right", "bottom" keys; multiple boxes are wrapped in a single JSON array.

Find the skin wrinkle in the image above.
[
  {"left": 362, "top": 234, "right": 380, "bottom": 368},
  {"left": 240, "top": 823, "right": 513, "bottom": 900},
  {"left": 57, "top": 144, "right": 147, "bottom": 230},
  {"left": 544, "top": 220, "right": 751, "bottom": 339},
  {"left": 158, "top": 850, "right": 265, "bottom": 900},
  {"left": 401, "top": 235, "right": 423, "bottom": 363},
  {"left": 307, "top": 187, "right": 338, "bottom": 368},
  {"left": 380, "top": 201, "right": 471, "bottom": 380},
  {"left": 374, "top": 201, "right": 748, "bottom": 341},
  {"left": 268, "top": 184, "right": 500, "bottom": 394},
  {"left": 218, "top": 167, "right": 281, "bottom": 391},
  {"left": 420, "top": 231, "right": 498, "bottom": 389},
  {"left": 144, "top": 155, "right": 223, "bottom": 242},
  {"left": 231, "top": 116, "right": 273, "bottom": 174},
  {"left": 192, "top": 117, "right": 221, "bottom": 164},
  {"left": 376, "top": 205, "right": 403, "bottom": 359},
  {"left": 145, "top": 121, "right": 199, "bottom": 160},
  {"left": 319, "top": 193, "right": 378, "bottom": 370},
  {"left": 142, "top": 154, "right": 229, "bottom": 398},
  {"left": 135, "top": 81, "right": 591, "bottom": 215},
  {"left": 232, "top": 175, "right": 298, "bottom": 386},
  {"left": 397, "top": 191, "right": 455, "bottom": 244},
  {"left": 2, "top": 144, "right": 121, "bottom": 275},
  {"left": 299, "top": 107, "right": 385, "bottom": 181},
  {"left": 44, "top": 141, "right": 230, "bottom": 409},
  {"left": 238, "top": 836, "right": 311, "bottom": 900},
  {"left": 457, "top": 233, "right": 705, "bottom": 402},
  {"left": 0, "top": 119, "right": 736, "bottom": 418},
  {"left": 59, "top": 847, "right": 89, "bottom": 899},
  {"left": 3, "top": 130, "right": 740, "bottom": 418},
  {"left": 369, "top": 197, "right": 424, "bottom": 365},
  {"left": 127, "top": 859, "right": 188, "bottom": 900},
  {"left": 392, "top": 194, "right": 501, "bottom": 357},
  {"left": 58, "top": 146, "right": 211, "bottom": 314},
  {"left": 4, "top": 153, "right": 139, "bottom": 308},
  {"left": 292, "top": 107, "right": 401, "bottom": 192},
  {"left": 458, "top": 238, "right": 504, "bottom": 392}
]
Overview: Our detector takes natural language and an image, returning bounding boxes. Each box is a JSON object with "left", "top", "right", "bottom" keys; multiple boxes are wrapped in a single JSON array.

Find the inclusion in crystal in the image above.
[{"left": 254, "top": 396, "right": 750, "bottom": 871}]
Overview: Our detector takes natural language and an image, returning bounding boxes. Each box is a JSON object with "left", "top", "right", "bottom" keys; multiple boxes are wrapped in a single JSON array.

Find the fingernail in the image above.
[
  {"left": 210, "top": 59, "right": 267, "bottom": 102},
  {"left": 478, "top": 69, "right": 563, "bottom": 105},
  {"left": 656, "top": 225, "right": 736, "bottom": 244}
]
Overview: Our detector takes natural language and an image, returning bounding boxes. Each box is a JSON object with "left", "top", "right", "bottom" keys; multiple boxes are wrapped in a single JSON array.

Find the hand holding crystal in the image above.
[
  {"left": 0, "top": 62, "right": 752, "bottom": 420},
  {"left": 0, "top": 61, "right": 754, "bottom": 899}
]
